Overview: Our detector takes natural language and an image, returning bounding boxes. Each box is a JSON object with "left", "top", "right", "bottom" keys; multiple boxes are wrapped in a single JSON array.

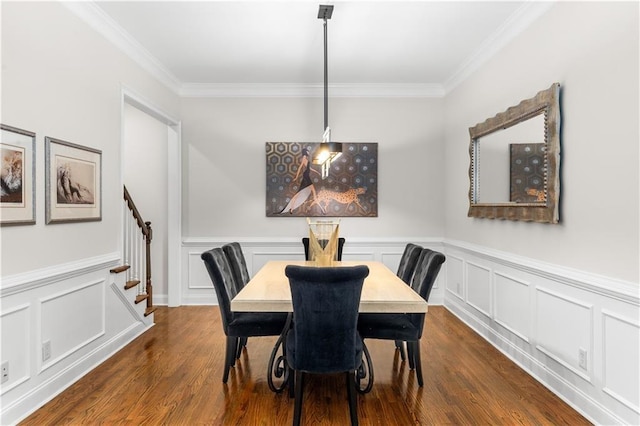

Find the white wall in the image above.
[
  {"left": 180, "top": 97, "right": 445, "bottom": 239},
  {"left": 444, "top": 1, "right": 639, "bottom": 283},
  {"left": 442, "top": 3, "right": 639, "bottom": 424},
  {"left": 0, "top": 1, "right": 178, "bottom": 276},
  {"left": 0, "top": 2, "right": 178, "bottom": 424}
]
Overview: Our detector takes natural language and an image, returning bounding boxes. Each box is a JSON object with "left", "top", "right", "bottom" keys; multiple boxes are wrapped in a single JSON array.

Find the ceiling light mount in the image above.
[
  {"left": 317, "top": 4, "right": 333, "bottom": 20},
  {"left": 313, "top": 4, "right": 341, "bottom": 179}
]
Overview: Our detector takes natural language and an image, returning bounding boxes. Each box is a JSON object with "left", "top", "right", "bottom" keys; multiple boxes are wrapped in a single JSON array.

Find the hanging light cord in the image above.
[{"left": 323, "top": 16, "right": 328, "bottom": 132}]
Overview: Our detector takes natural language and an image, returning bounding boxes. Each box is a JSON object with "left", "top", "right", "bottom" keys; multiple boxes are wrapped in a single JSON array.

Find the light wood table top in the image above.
[{"left": 230, "top": 260, "right": 428, "bottom": 313}]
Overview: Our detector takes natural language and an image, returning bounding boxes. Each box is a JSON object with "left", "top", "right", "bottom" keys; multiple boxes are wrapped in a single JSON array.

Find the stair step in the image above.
[
  {"left": 144, "top": 306, "right": 157, "bottom": 317},
  {"left": 110, "top": 265, "right": 130, "bottom": 274},
  {"left": 135, "top": 294, "right": 149, "bottom": 304},
  {"left": 124, "top": 280, "right": 140, "bottom": 290}
]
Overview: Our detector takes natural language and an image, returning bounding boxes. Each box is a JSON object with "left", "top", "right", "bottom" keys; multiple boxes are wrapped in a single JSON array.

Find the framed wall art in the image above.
[
  {"left": 266, "top": 142, "right": 378, "bottom": 217},
  {"left": 1, "top": 124, "right": 36, "bottom": 226},
  {"left": 45, "top": 136, "right": 102, "bottom": 224}
]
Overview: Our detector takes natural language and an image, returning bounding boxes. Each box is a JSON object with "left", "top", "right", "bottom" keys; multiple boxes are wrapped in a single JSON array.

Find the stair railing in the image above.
[{"left": 123, "top": 185, "right": 155, "bottom": 317}]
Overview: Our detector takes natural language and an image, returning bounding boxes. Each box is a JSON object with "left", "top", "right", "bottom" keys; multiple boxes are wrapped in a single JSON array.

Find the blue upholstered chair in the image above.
[
  {"left": 285, "top": 265, "right": 369, "bottom": 426},
  {"left": 302, "top": 237, "right": 345, "bottom": 261},
  {"left": 357, "top": 249, "right": 445, "bottom": 386},
  {"left": 201, "top": 248, "right": 288, "bottom": 383}
]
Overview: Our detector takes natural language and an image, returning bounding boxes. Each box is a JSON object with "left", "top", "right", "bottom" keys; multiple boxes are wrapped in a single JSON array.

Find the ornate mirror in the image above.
[{"left": 468, "top": 83, "right": 561, "bottom": 223}]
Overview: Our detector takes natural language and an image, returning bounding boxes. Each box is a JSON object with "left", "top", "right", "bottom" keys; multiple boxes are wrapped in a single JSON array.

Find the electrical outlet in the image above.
[
  {"left": 42, "top": 340, "right": 52, "bottom": 362},
  {"left": 1, "top": 361, "right": 8, "bottom": 384},
  {"left": 578, "top": 348, "right": 587, "bottom": 369}
]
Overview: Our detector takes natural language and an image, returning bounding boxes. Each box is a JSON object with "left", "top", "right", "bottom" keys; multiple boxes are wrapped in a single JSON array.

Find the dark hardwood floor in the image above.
[{"left": 20, "top": 306, "right": 590, "bottom": 425}]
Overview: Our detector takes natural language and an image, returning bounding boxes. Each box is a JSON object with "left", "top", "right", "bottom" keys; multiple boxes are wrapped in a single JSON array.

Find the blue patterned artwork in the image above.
[
  {"left": 266, "top": 142, "right": 378, "bottom": 217},
  {"left": 509, "top": 143, "right": 546, "bottom": 203}
]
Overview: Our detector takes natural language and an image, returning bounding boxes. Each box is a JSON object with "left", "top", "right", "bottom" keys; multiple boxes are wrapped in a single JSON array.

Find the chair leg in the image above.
[
  {"left": 236, "top": 337, "right": 247, "bottom": 359},
  {"left": 407, "top": 341, "right": 415, "bottom": 370},
  {"left": 414, "top": 340, "right": 423, "bottom": 387},
  {"left": 223, "top": 336, "right": 237, "bottom": 383},
  {"left": 394, "top": 340, "right": 406, "bottom": 361},
  {"left": 346, "top": 371, "right": 359, "bottom": 425},
  {"left": 230, "top": 338, "right": 238, "bottom": 367},
  {"left": 293, "top": 370, "right": 304, "bottom": 426},
  {"left": 288, "top": 367, "right": 295, "bottom": 398}
]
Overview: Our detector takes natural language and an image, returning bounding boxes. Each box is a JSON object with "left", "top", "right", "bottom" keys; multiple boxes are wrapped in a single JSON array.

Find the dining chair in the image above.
[
  {"left": 222, "top": 242, "right": 252, "bottom": 357},
  {"left": 222, "top": 242, "right": 251, "bottom": 288},
  {"left": 302, "top": 237, "right": 345, "bottom": 261},
  {"left": 357, "top": 248, "right": 445, "bottom": 386},
  {"left": 285, "top": 265, "right": 369, "bottom": 426},
  {"left": 396, "top": 243, "right": 423, "bottom": 284},
  {"left": 201, "top": 248, "right": 289, "bottom": 383},
  {"left": 393, "top": 243, "right": 423, "bottom": 359}
]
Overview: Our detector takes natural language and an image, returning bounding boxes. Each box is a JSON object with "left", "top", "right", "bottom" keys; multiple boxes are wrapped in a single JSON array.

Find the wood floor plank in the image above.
[{"left": 20, "top": 306, "right": 591, "bottom": 425}]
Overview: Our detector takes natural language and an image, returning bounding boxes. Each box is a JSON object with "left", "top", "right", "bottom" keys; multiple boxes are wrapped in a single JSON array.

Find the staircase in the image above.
[{"left": 111, "top": 186, "right": 156, "bottom": 318}]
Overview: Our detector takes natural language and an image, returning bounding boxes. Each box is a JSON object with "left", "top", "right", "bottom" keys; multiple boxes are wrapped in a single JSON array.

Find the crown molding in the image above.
[
  {"left": 62, "top": 1, "right": 182, "bottom": 94},
  {"left": 443, "top": 1, "right": 555, "bottom": 94},
  {"left": 179, "top": 83, "right": 446, "bottom": 98}
]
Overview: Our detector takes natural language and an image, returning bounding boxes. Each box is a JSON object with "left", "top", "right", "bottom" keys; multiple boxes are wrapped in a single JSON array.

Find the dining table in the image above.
[{"left": 230, "top": 260, "right": 429, "bottom": 393}]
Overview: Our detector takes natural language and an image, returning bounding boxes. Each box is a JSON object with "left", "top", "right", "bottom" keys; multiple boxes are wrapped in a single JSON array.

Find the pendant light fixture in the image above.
[{"left": 313, "top": 4, "right": 342, "bottom": 179}]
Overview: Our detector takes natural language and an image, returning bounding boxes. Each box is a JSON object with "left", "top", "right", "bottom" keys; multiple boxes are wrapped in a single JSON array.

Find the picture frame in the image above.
[
  {"left": 1, "top": 124, "right": 36, "bottom": 226},
  {"left": 45, "top": 137, "right": 102, "bottom": 224},
  {"left": 266, "top": 142, "right": 378, "bottom": 217}
]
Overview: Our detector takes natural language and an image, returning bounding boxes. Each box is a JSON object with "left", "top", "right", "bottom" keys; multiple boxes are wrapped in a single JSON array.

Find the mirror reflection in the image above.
[
  {"left": 468, "top": 83, "right": 560, "bottom": 223},
  {"left": 476, "top": 114, "right": 545, "bottom": 204}
]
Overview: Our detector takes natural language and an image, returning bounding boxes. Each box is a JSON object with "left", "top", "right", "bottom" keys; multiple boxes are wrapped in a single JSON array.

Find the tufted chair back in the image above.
[
  {"left": 285, "top": 265, "right": 369, "bottom": 373},
  {"left": 408, "top": 249, "right": 446, "bottom": 337},
  {"left": 201, "top": 247, "right": 238, "bottom": 335},
  {"left": 222, "top": 242, "right": 251, "bottom": 289},
  {"left": 396, "top": 243, "right": 423, "bottom": 284}
]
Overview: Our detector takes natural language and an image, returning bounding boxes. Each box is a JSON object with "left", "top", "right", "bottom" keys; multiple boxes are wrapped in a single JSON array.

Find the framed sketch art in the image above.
[
  {"left": 266, "top": 142, "right": 378, "bottom": 217},
  {"left": 45, "top": 137, "right": 102, "bottom": 224},
  {"left": 1, "top": 124, "right": 36, "bottom": 226}
]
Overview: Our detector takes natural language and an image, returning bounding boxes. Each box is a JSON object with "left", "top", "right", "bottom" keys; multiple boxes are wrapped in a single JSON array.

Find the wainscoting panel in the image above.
[
  {"left": 444, "top": 239, "right": 639, "bottom": 426},
  {"left": 535, "top": 287, "right": 593, "bottom": 381},
  {"left": 0, "top": 304, "right": 31, "bottom": 394},
  {"left": 250, "top": 250, "right": 306, "bottom": 274},
  {"left": 602, "top": 309, "right": 640, "bottom": 415},
  {"left": 345, "top": 251, "right": 377, "bottom": 263},
  {"left": 183, "top": 250, "right": 217, "bottom": 305},
  {"left": 466, "top": 261, "right": 491, "bottom": 318},
  {"left": 445, "top": 254, "right": 464, "bottom": 300},
  {"left": 39, "top": 279, "right": 106, "bottom": 372},
  {"left": 494, "top": 271, "right": 530, "bottom": 343},
  {"left": 187, "top": 250, "right": 212, "bottom": 290}
]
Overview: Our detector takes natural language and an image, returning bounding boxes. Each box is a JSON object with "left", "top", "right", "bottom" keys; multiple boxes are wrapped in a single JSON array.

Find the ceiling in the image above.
[{"left": 77, "top": 1, "right": 553, "bottom": 96}]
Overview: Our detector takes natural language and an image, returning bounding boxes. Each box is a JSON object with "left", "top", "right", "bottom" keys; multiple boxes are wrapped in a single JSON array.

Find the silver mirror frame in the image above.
[{"left": 468, "top": 83, "right": 561, "bottom": 223}]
